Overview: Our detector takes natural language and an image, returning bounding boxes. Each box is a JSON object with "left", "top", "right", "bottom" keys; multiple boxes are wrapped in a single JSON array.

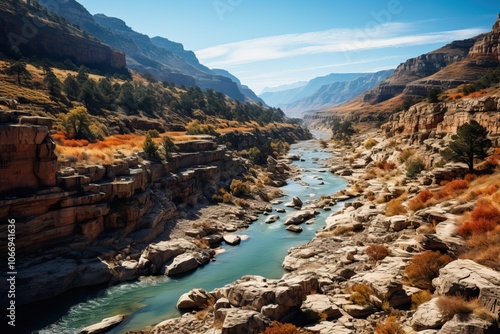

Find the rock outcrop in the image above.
[
  {"left": 0, "top": 112, "right": 57, "bottom": 194},
  {"left": 382, "top": 97, "right": 500, "bottom": 142},
  {"left": 0, "top": 0, "right": 125, "bottom": 71},
  {"left": 0, "top": 112, "right": 252, "bottom": 306}
]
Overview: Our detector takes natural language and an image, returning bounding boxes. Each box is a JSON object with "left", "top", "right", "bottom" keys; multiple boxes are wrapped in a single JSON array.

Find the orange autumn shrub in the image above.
[
  {"left": 403, "top": 250, "right": 453, "bottom": 290},
  {"left": 408, "top": 189, "right": 434, "bottom": 211},
  {"left": 458, "top": 199, "right": 500, "bottom": 237},
  {"left": 366, "top": 245, "right": 391, "bottom": 261},
  {"left": 261, "top": 321, "right": 299, "bottom": 334},
  {"left": 376, "top": 160, "right": 396, "bottom": 171},
  {"left": 435, "top": 179, "right": 469, "bottom": 199}
]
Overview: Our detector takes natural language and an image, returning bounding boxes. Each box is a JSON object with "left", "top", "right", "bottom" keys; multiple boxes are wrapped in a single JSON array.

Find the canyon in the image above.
[{"left": 0, "top": 110, "right": 310, "bottom": 308}]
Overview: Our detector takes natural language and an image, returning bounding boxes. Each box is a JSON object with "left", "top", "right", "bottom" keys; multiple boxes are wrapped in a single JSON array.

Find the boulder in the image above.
[
  {"left": 215, "top": 308, "right": 269, "bottom": 334},
  {"left": 80, "top": 315, "right": 126, "bottom": 334},
  {"left": 265, "top": 215, "right": 279, "bottom": 223},
  {"left": 286, "top": 225, "right": 303, "bottom": 233},
  {"left": 305, "top": 321, "right": 353, "bottom": 334},
  {"left": 223, "top": 234, "right": 241, "bottom": 246},
  {"left": 284, "top": 210, "right": 315, "bottom": 225},
  {"left": 285, "top": 196, "right": 303, "bottom": 208},
  {"left": 433, "top": 259, "right": 500, "bottom": 319},
  {"left": 438, "top": 314, "right": 496, "bottom": 334},
  {"left": 300, "top": 294, "right": 342, "bottom": 320},
  {"left": 138, "top": 239, "right": 198, "bottom": 273},
  {"left": 162, "top": 253, "right": 199, "bottom": 276},
  {"left": 176, "top": 288, "right": 215, "bottom": 310},
  {"left": 411, "top": 298, "right": 447, "bottom": 330}
]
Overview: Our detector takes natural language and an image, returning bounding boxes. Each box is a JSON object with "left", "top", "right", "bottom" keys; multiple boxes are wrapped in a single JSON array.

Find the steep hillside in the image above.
[
  {"left": 37, "top": 0, "right": 260, "bottom": 102},
  {"left": 280, "top": 70, "right": 394, "bottom": 118},
  {"left": 0, "top": 0, "right": 126, "bottom": 73}
]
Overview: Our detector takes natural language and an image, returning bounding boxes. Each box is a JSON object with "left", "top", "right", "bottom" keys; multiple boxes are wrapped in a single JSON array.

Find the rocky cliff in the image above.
[
  {"left": 0, "top": 0, "right": 126, "bottom": 71},
  {"left": 382, "top": 96, "right": 500, "bottom": 143},
  {"left": 364, "top": 15, "right": 500, "bottom": 104},
  {"left": 363, "top": 39, "right": 478, "bottom": 103}
]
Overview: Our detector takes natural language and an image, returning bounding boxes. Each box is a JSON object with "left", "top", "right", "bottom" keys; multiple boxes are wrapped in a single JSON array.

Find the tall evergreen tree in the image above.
[{"left": 441, "top": 120, "right": 492, "bottom": 172}]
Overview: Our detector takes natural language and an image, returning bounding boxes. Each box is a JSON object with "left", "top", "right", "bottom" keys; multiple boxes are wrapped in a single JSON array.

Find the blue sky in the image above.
[{"left": 77, "top": 0, "right": 500, "bottom": 93}]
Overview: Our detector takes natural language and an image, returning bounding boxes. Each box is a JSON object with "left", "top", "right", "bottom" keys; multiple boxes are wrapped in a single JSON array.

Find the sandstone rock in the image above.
[
  {"left": 215, "top": 308, "right": 269, "bottom": 334},
  {"left": 284, "top": 210, "right": 315, "bottom": 225},
  {"left": 433, "top": 259, "right": 500, "bottom": 319},
  {"left": 223, "top": 234, "right": 241, "bottom": 246},
  {"left": 437, "top": 314, "right": 496, "bottom": 334},
  {"left": 260, "top": 304, "right": 293, "bottom": 322},
  {"left": 214, "top": 297, "right": 232, "bottom": 311},
  {"left": 163, "top": 253, "right": 200, "bottom": 276},
  {"left": 301, "top": 294, "right": 342, "bottom": 320},
  {"left": 176, "top": 288, "right": 215, "bottom": 310},
  {"left": 265, "top": 215, "right": 279, "bottom": 223},
  {"left": 351, "top": 257, "right": 411, "bottom": 307},
  {"left": 138, "top": 239, "right": 198, "bottom": 273},
  {"left": 342, "top": 304, "right": 377, "bottom": 318},
  {"left": 411, "top": 298, "right": 447, "bottom": 330},
  {"left": 80, "top": 315, "right": 126, "bottom": 334},
  {"left": 286, "top": 225, "right": 303, "bottom": 233},
  {"left": 305, "top": 321, "right": 353, "bottom": 334}
]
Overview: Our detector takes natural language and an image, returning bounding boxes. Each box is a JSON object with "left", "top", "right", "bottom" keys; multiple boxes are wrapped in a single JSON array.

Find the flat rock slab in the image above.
[
  {"left": 223, "top": 234, "right": 241, "bottom": 245},
  {"left": 286, "top": 225, "right": 303, "bottom": 233},
  {"left": 80, "top": 315, "right": 126, "bottom": 334}
]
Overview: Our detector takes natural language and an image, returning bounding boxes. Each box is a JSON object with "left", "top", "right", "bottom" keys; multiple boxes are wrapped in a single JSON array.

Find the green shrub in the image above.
[
  {"left": 147, "top": 129, "right": 160, "bottom": 138},
  {"left": 406, "top": 158, "right": 425, "bottom": 177},
  {"left": 230, "top": 179, "right": 251, "bottom": 197}
]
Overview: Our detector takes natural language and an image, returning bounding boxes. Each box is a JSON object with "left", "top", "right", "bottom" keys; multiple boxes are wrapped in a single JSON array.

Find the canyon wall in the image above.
[{"left": 382, "top": 96, "right": 500, "bottom": 143}]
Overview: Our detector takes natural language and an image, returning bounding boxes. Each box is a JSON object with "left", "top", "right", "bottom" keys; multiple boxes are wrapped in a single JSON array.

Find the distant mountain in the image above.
[
  {"left": 211, "top": 69, "right": 266, "bottom": 105},
  {"left": 0, "top": 0, "right": 125, "bottom": 73},
  {"left": 259, "top": 71, "right": 393, "bottom": 117},
  {"left": 261, "top": 82, "right": 308, "bottom": 94},
  {"left": 38, "top": 0, "right": 260, "bottom": 102},
  {"left": 282, "top": 70, "right": 394, "bottom": 118},
  {"left": 260, "top": 73, "right": 372, "bottom": 108}
]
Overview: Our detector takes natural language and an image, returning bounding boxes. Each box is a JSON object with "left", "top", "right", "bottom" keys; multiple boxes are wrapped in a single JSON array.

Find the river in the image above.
[{"left": 34, "top": 134, "right": 347, "bottom": 334}]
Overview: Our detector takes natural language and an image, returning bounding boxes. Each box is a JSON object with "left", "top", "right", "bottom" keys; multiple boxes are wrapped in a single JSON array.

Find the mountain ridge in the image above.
[{"left": 37, "top": 0, "right": 260, "bottom": 102}]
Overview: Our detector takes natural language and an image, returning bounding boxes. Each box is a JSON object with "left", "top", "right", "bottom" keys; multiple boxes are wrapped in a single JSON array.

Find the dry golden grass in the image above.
[
  {"left": 385, "top": 199, "right": 407, "bottom": 216},
  {"left": 374, "top": 316, "right": 405, "bottom": 334}
]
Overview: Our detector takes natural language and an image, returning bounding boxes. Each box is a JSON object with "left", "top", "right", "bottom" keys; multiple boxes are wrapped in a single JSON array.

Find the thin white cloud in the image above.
[{"left": 195, "top": 23, "right": 485, "bottom": 68}]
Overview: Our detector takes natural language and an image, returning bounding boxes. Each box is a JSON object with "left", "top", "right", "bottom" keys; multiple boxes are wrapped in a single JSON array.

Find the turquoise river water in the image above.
[{"left": 32, "top": 135, "right": 347, "bottom": 334}]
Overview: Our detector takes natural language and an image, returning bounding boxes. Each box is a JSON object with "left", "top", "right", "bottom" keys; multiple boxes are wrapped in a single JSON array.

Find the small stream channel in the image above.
[{"left": 34, "top": 133, "right": 347, "bottom": 334}]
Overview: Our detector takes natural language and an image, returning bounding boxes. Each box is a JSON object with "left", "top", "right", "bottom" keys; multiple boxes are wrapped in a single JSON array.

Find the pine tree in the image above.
[
  {"left": 143, "top": 134, "right": 160, "bottom": 161},
  {"left": 441, "top": 120, "right": 492, "bottom": 172},
  {"left": 63, "top": 75, "right": 80, "bottom": 100},
  {"left": 7, "top": 61, "right": 31, "bottom": 85},
  {"left": 43, "top": 69, "right": 62, "bottom": 98}
]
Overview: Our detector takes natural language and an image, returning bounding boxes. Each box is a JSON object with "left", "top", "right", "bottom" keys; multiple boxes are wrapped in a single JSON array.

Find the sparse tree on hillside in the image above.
[
  {"left": 163, "top": 136, "right": 178, "bottom": 161},
  {"left": 331, "top": 119, "right": 355, "bottom": 141},
  {"left": 63, "top": 106, "right": 92, "bottom": 139},
  {"left": 43, "top": 69, "right": 62, "bottom": 98},
  {"left": 441, "top": 120, "right": 492, "bottom": 172},
  {"left": 7, "top": 61, "right": 31, "bottom": 85},
  {"left": 63, "top": 75, "right": 80, "bottom": 100},
  {"left": 143, "top": 133, "right": 160, "bottom": 161}
]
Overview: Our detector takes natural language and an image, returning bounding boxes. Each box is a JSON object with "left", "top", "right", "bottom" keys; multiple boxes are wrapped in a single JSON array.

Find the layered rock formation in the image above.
[
  {"left": 382, "top": 96, "right": 500, "bottom": 142},
  {"left": 0, "top": 111, "right": 57, "bottom": 194},
  {"left": 0, "top": 0, "right": 126, "bottom": 71}
]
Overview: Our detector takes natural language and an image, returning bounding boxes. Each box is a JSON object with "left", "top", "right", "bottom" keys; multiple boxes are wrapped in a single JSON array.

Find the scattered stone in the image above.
[
  {"left": 265, "top": 215, "right": 279, "bottom": 223},
  {"left": 223, "top": 234, "right": 241, "bottom": 246},
  {"left": 301, "top": 294, "right": 342, "bottom": 320},
  {"left": 176, "top": 288, "right": 215, "bottom": 310},
  {"left": 286, "top": 225, "right": 303, "bottom": 233},
  {"left": 411, "top": 298, "right": 447, "bottom": 330},
  {"left": 80, "top": 315, "right": 126, "bottom": 334}
]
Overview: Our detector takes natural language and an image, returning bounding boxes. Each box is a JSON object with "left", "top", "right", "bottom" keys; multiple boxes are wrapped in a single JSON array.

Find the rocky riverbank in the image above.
[{"left": 126, "top": 128, "right": 500, "bottom": 334}]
